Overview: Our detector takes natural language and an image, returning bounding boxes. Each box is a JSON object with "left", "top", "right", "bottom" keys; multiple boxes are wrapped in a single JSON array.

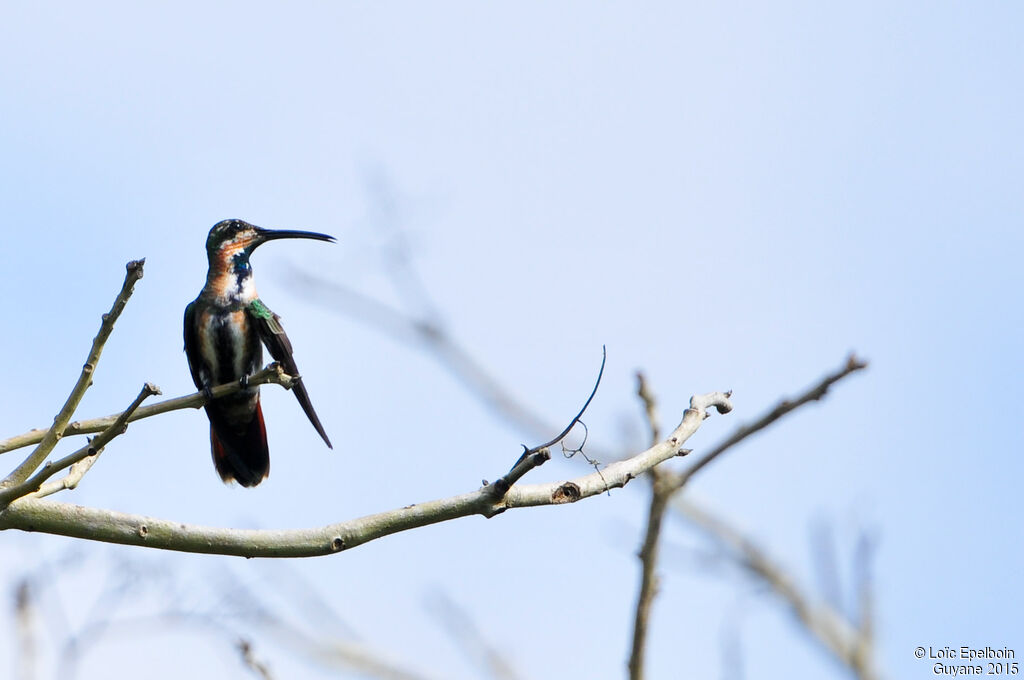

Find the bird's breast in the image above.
[
  {"left": 196, "top": 307, "right": 262, "bottom": 385},
  {"left": 204, "top": 265, "right": 258, "bottom": 308}
]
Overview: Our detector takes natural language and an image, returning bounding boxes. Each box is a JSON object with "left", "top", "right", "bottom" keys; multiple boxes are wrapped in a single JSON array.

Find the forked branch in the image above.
[
  {"left": 1, "top": 260, "right": 145, "bottom": 483},
  {"left": 628, "top": 356, "right": 867, "bottom": 680},
  {"left": 0, "top": 383, "right": 160, "bottom": 509}
]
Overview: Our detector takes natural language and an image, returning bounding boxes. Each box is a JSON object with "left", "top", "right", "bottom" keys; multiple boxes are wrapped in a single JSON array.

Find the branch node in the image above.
[
  {"left": 551, "top": 482, "right": 581, "bottom": 504},
  {"left": 270, "top": 361, "right": 297, "bottom": 390},
  {"left": 846, "top": 353, "right": 868, "bottom": 372}
]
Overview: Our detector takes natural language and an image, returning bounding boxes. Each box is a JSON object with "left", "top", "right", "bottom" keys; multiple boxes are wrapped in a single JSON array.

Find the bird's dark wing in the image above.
[
  {"left": 183, "top": 300, "right": 205, "bottom": 390},
  {"left": 248, "top": 299, "right": 333, "bottom": 449}
]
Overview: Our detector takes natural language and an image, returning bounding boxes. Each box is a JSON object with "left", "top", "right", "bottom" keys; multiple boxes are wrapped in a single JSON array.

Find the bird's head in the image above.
[{"left": 205, "top": 219, "right": 335, "bottom": 269}]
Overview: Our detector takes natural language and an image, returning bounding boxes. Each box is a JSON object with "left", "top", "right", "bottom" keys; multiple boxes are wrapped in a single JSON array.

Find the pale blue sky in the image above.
[{"left": 1, "top": 3, "right": 1021, "bottom": 679}]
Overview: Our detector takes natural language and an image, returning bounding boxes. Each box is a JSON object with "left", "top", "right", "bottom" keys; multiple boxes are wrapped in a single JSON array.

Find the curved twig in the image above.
[
  {"left": 489, "top": 346, "right": 606, "bottom": 496},
  {"left": 522, "top": 345, "right": 606, "bottom": 455}
]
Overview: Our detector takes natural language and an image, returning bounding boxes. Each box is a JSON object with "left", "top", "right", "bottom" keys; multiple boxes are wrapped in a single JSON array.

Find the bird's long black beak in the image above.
[{"left": 254, "top": 227, "right": 336, "bottom": 247}]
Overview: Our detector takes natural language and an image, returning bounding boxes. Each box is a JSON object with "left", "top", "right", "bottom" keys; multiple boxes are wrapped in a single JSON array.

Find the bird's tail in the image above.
[{"left": 209, "top": 400, "right": 269, "bottom": 487}]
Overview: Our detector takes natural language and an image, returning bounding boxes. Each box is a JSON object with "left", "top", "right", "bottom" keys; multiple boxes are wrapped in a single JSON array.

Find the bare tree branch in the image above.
[
  {"left": 1, "top": 260, "right": 144, "bottom": 481},
  {"left": 627, "top": 357, "right": 867, "bottom": 679},
  {"left": 0, "top": 392, "right": 732, "bottom": 557}
]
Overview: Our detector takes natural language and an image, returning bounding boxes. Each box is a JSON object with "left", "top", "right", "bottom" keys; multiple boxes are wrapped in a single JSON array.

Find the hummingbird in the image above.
[{"left": 184, "top": 219, "right": 334, "bottom": 487}]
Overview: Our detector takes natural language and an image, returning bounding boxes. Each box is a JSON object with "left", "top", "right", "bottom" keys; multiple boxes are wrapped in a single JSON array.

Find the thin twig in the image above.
[
  {"left": 1, "top": 260, "right": 145, "bottom": 484},
  {"left": 0, "top": 384, "right": 160, "bottom": 509},
  {"left": 32, "top": 455, "right": 101, "bottom": 499},
  {"left": 237, "top": 639, "right": 274, "bottom": 680},
  {"left": 668, "top": 354, "right": 867, "bottom": 493},
  {"left": 0, "top": 364, "right": 296, "bottom": 455},
  {"left": 0, "top": 392, "right": 733, "bottom": 557},
  {"left": 522, "top": 345, "right": 606, "bottom": 455},
  {"left": 635, "top": 372, "right": 661, "bottom": 445}
]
